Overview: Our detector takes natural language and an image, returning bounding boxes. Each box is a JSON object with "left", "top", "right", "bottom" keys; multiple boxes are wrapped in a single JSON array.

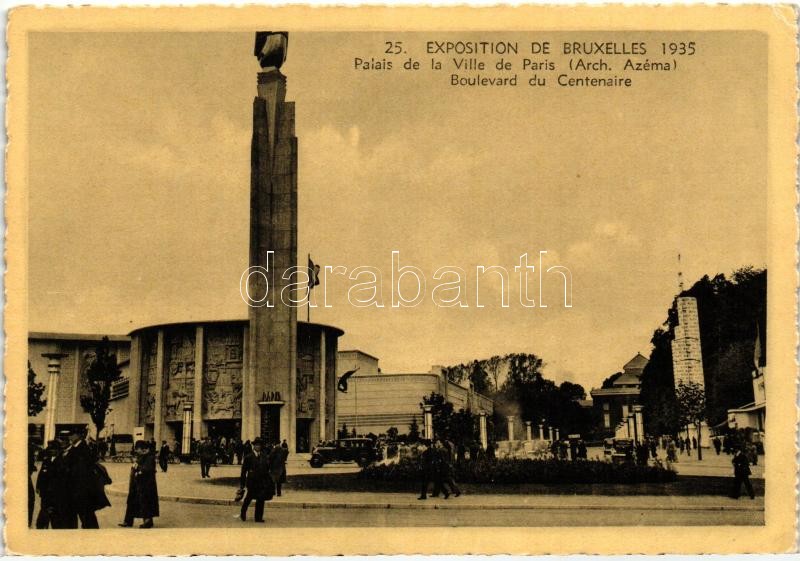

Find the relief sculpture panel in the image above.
[
  {"left": 164, "top": 329, "right": 195, "bottom": 422},
  {"left": 139, "top": 336, "right": 158, "bottom": 424},
  {"left": 203, "top": 325, "right": 243, "bottom": 419},
  {"left": 296, "top": 345, "right": 316, "bottom": 417}
]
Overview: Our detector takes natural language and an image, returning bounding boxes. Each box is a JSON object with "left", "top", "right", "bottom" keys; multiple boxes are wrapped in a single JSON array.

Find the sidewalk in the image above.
[{"left": 103, "top": 463, "right": 763, "bottom": 512}]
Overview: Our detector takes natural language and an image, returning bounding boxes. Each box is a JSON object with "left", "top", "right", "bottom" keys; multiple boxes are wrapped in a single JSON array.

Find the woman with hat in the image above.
[
  {"left": 119, "top": 440, "right": 159, "bottom": 528},
  {"left": 239, "top": 437, "right": 273, "bottom": 522}
]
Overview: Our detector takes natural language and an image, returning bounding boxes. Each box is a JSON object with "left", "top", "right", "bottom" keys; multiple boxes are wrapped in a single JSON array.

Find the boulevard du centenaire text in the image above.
[{"left": 352, "top": 39, "right": 700, "bottom": 88}]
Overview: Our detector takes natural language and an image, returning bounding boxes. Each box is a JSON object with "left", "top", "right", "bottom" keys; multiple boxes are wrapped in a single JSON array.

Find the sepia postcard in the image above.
[{"left": 4, "top": 5, "right": 798, "bottom": 555}]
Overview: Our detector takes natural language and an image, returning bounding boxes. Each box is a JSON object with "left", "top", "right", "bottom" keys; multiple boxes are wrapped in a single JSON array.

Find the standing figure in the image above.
[
  {"left": 730, "top": 448, "right": 755, "bottom": 499},
  {"left": 239, "top": 438, "right": 273, "bottom": 522},
  {"left": 666, "top": 438, "right": 678, "bottom": 462},
  {"left": 692, "top": 436, "right": 698, "bottom": 450},
  {"left": 35, "top": 441, "right": 65, "bottom": 529},
  {"left": 417, "top": 441, "right": 436, "bottom": 500},
  {"left": 158, "top": 441, "right": 170, "bottom": 473},
  {"left": 713, "top": 436, "right": 722, "bottom": 455},
  {"left": 119, "top": 440, "right": 159, "bottom": 528},
  {"left": 268, "top": 441, "right": 289, "bottom": 497},
  {"left": 62, "top": 427, "right": 110, "bottom": 528},
  {"left": 199, "top": 437, "right": 215, "bottom": 478}
]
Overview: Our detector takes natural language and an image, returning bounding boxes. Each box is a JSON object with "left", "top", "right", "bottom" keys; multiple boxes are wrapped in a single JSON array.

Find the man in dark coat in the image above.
[
  {"left": 120, "top": 440, "right": 159, "bottom": 528},
  {"left": 417, "top": 441, "right": 436, "bottom": 500},
  {"left": 35, "top": 441, "right": 65, "bottom": 529},
  {"left": 62, "top": 427, "right": 109, "bottom": 528},
  {"left": 267, "top": 442, "right": 288, "bottom": 497},
  {"left": 199, "top": 437, "right": 215, "bottom": 478},
  {"left": 239, "top": 438, "right": 273, "bottom": 522},
  {"left": 158, "top": 441, "right": 170, "bottom": 473},
  {"left": 730, "top": 448, "right": 755, "bottom": 499}
]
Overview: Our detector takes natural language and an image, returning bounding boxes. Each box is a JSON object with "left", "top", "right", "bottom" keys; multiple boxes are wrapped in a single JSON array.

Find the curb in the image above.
[{"left": 106, "top": 488, "right": 763, "bottom": 512}]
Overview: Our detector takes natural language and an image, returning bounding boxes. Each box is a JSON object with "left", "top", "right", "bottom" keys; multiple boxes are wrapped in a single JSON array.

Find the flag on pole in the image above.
[
  {"left": 308, "top": 256, "right": 321, "bottom": 290},
  {"left": 337, "top": 367, "right": 359, "bottom": 393}
]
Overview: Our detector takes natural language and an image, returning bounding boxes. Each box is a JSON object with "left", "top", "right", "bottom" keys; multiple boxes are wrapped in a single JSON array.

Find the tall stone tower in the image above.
[
  {"left": 671, "top": 296, "right": 705, "bottom": 388},
  {"left": 243, "top": 31, "right": 298, "bottom": 451}
]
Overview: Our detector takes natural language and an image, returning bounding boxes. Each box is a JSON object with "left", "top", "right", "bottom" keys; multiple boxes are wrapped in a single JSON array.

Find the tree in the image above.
[
  {"left": 386, "top": 426, "right": 399, "bottom": 441},
  {"left": 675, "top": 380, "right": 706, "bottom": 460},
  {"left": 407, "top": 417, "right": 421, "bottom": 442},
  {"left": 485, "top": 355, "right": 503, "bottom": 393},
  {"left": 639, "top": 268, "right": 766, "bottom": 433},
  {"left": 28, "top": 361, "right": 46, "bottom": 417},
  {"left": 79, "top": 336, "right": 122, "bottom": 438},
  {"left": 559, "top": 381, "right": 586, "bottom": 401},
  {"left": 421, "top": 392, "right": 455, "bottom": 440},
  {"left": 468, "top": 361, "right": 491, "bottom": 395}
]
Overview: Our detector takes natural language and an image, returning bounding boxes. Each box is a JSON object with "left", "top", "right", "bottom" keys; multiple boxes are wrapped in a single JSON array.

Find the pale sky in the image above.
[{"left": 28, "top": 31, "right": 767, "bottom": 391}]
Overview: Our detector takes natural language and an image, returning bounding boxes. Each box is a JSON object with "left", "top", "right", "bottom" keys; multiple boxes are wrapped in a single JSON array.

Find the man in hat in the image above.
[
  {"left": 158, "top": 441, "right": 170, "bottom": 473},
  {"left": 198, "top": 436, "right": 214, "bottom": 478},
  {"left": 268, "top": 440, "right": 288, "bottom": 497},
  {"left": 119, "top": 440, "right": 159, "bottom": 528},
  {"left": 62, "top": 426, "right": 109, "bottom": 528},
  {"left": 239, "top": 437, "right": 273, "bottom": 522},
  {"left": 35, "top": 440, "right": 66, "bottom": 529}
]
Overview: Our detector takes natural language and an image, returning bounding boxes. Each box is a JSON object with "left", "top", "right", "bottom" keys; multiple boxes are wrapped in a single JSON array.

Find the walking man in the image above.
[
  {"left": 158, "top": 441, "right": 170, "bottom": 473},
  {"left": 62, "top": 427, "right": 109, "bottom": 528},
  {"left": 119, "top": 440, "right": 159, "bottom": 528},
  {"left": 239, "top": 438, "right": 273, "bottom": 522},
  {"left": 417, "top": 441, "right": 436, "bottom": 500},
  {"left": 199, "top": 437, "right": 215, "bottom": 478},
  {"left": 730, "top": 448, "right": 755, "bottom": 499}
]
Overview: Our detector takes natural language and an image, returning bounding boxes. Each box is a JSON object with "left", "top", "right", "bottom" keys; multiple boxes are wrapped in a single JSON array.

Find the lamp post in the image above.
[
  {"left": 41, "top": 353, "right": 68, "bottom": 444},
  {"left": 478, "top": 413, "right": 488, "bottom": 450}
]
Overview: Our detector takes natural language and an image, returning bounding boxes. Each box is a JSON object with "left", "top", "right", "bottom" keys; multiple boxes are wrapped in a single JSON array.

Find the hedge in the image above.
[{"left": 359, "top": 457, "right": 677, "bottom": 485}]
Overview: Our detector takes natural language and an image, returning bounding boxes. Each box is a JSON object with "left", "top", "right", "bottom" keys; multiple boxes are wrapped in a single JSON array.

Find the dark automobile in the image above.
[{"left": 309, "top": 438, "right": 378, "bottom": 468}]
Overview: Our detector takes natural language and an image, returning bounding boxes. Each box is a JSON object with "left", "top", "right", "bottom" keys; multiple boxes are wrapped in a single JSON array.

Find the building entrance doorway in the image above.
[
  {"left": 259, "top": 404, "right": 281, "bottom": 445},
  {"left": 296, "top": 419, "right": 312, "bottom": 452},
  {"left": 206, "top": 419, "right": 240, "bottom": 441}
]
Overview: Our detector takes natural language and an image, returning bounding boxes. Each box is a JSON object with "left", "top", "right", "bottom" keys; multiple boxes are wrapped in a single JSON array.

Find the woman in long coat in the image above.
[{"left": 120, "top": 441, "right": 159, "bottom": 528}]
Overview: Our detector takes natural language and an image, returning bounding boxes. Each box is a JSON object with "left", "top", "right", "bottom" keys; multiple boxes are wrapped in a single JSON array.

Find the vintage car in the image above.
[{"left": 308, "top": 438, "right": 378, "bottom": 468}]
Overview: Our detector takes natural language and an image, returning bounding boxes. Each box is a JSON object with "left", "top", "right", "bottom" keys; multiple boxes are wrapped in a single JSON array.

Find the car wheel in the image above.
[{"left": 309, "top": 456, "right": 324, "bottom": 468}]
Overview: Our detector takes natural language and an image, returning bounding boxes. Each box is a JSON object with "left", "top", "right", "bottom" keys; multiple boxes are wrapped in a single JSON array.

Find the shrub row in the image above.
[{"left": 360, "top": 457, "right": 677, "bottom": 485}]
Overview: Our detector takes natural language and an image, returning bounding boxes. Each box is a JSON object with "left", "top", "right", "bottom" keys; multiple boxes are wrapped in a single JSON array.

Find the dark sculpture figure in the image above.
[{"left": 254, "top": 32, "right": 288, "bottom": 70}]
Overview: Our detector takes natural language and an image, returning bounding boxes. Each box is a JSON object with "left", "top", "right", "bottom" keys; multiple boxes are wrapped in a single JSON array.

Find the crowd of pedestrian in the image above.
[
  {"left": 417, "top": 438, "right": 461, "bottom": 500},
  {"left": 30, "top": 428, "right": 111, "bottom": 529}
]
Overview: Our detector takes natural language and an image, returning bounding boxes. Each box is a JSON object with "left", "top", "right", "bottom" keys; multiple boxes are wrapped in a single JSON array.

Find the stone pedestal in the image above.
[
  {"left": 525, "top": 421, "right": 532, "bottom": 441},
  {"left": 507, "top": 415, "right": 515, "bottom": 441},
  {"left": 539, "top": 424, "right": 545, "bottom": 440},
  {"left": 479, "top": 414, "right": 488, "bottom": 450},
  {"left": 423, "top": 405, "right": 434, "bottom": 440},
  {"left": 633, "top": 405, "right": 645, "bottom": 444}
]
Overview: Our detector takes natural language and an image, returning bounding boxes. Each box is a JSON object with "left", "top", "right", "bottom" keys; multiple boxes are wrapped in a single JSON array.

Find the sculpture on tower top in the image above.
[{"left": 254, "top": 31, "right": 288, "bottom": 70}]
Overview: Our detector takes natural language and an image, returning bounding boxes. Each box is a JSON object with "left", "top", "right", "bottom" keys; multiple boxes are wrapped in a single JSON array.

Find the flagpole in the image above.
[{"left": 307, "top": 252, "right": 311, "bottom": 323}]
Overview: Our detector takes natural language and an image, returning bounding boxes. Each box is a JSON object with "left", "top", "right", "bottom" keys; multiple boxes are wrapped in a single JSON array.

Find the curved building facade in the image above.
[{"left": 129, "top": 320, "right": 342, "bottom": 452}]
